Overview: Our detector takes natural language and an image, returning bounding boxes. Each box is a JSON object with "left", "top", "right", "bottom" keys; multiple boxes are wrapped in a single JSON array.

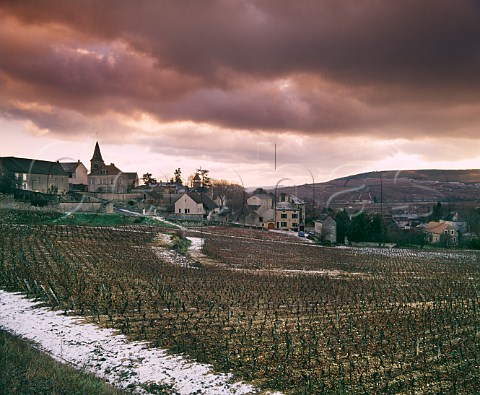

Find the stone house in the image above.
[
  {"left": 247, "top": 194, "right": 273, "bottom": 211},
  {"left": 424, "top": 221, "right": 459, "bottom": 245},
  {"left": 314, "top": 214, "right": 337, "bottom": 243},
  {"left": 244, "top": 206, "right": 275, "bottom": 229},
  {"left": 441, "top": 213, "right": 467, "bottom": 233},
  {"left": 274, "top": 193, "right": 305, "bottom": 231},
  {"left": 60, "top": 160, "right": 88, "bottom": 190},
  {"left": 246, "top": 193, "right": 275, "bottom": 229},
  {"left": 174, "top": 192, "right": 219, "bottom": 219},
  {"left": 87, "top": 142, "right": 138, "bottom": 193},
  {"left": 245, "top": 192, "right": 305, "bottom": 230},
  {"left": 125, "top": 172, "right": 140, "bottom": 190},
  {"left": 0, "top": 156, "right": 69, "bottom": 194}
]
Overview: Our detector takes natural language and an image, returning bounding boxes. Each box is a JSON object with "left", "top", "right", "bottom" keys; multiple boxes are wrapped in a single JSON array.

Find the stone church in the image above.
[{"left": 87, "top": 142, "right": 138, "bottom": 193}]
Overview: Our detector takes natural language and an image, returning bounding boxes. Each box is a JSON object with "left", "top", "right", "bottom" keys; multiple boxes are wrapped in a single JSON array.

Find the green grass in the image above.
[
  {"left": 0, "top": 329, "right": 126, "bottom": 395},
  {"left": 169, "top": 230, "right": 192, "bottom": 255}
]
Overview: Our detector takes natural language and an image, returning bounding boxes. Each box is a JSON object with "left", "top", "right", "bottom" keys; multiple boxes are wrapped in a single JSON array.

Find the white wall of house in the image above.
[
  {"left": 175, "top": 194, "right": 205, "bottom": 215},
  {"left": 71, "top": 163, "right": 88, "bottom": 185}
]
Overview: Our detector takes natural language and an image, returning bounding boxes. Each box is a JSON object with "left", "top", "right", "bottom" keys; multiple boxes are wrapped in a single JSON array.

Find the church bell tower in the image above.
[{"left": 90, "top": 141, "right": 105, "bottom": 172}]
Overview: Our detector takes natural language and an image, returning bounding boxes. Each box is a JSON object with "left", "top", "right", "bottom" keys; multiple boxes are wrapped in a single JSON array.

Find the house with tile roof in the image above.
[
  {"left": 87, "top": 142, "right": 138, "bottom": 193},
  {"left": 424, "top": 221, "right": 458, "bottom": 245}
]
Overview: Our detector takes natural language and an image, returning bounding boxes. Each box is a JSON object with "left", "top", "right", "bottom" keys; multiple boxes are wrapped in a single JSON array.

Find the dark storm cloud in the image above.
[{"left": 0, "top": 0, "right": 479, "bottom": 138}]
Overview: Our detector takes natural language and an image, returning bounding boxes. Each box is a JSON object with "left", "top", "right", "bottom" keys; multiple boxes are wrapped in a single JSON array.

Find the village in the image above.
[{"left": 0, "top": 142, "right": 478, "bottom": 249}]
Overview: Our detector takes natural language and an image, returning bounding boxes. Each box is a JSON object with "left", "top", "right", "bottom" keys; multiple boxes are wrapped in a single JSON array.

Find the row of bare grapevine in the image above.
[{"left": 0, "top": 223, "right": 478, "bottom": 393}]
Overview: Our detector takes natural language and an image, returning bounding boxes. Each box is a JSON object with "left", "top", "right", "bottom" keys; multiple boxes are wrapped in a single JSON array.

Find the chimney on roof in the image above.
[{"left": 111, "top": 163, "right": 114, "bottom": 166}]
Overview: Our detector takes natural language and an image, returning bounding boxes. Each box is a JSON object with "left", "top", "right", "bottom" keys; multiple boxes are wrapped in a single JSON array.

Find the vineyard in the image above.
[{"left": 0, "top": 223, "right": 479, "bottom": 394}]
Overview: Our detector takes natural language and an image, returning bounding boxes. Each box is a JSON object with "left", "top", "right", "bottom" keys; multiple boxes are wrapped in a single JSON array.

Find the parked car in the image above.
[{"left": 298, "top": 231, "right": 305, "bottom": 237}]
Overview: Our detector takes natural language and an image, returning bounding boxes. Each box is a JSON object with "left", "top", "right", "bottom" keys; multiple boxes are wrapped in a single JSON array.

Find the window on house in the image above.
[
  {"left": 292, "top": 213, "right": 298, "bottom": 219},
  {"left": 453, "top": 237, "right": 456, "bottom": 242},
  {"left": 281, "top": 213, "right": 287, "bottom": 219},
  {"left": 451, "top": 230, "right": 454, "bottom": 235},
  {"left": 178, "top": 208, "right": 181, "bottom": 213},
  {"left": 185, "top": 208, "right": 190, "bottom": 214},
  {"left": 292, "top": 222, "right": 298, "bottom": 227},
  {"left": 259, "top": 217, "right": 263, "bottom": 222},
  {"left": 111, "top": 178, "right": 114, "bottom": 185},
  {"left": 281, "top": 221, "right": 287, "bottom": 227}
]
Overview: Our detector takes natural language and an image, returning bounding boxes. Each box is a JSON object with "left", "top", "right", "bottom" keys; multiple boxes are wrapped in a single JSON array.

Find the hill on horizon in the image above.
[
  {"left": 273, "top": 168, "right": 480, "bottom": 206},
  {"left": 333, "top": 169, "right": 480, "bottom": 184}
]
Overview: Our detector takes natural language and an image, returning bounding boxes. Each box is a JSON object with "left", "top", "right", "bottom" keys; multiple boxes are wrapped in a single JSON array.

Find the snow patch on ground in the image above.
[
  {"left": 187, "top": 237, "right": 204, "bottom": 258},
  {"left": 151, "top": 247, "right": 194, "bottom": 268},
  {"left": 0, "top": 290, "right": 280, "bottom": 395},
  {"left": 150, "top": 235, "right": 202, "bottom": 268}
]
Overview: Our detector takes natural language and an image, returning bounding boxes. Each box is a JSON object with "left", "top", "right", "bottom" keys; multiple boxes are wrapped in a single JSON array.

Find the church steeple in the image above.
[{"left": 90, "top": 141, "right": 105, "bottom": 172}]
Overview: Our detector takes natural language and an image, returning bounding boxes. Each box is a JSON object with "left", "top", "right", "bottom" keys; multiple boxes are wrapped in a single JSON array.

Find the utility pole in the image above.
[
  {"left": 274, "top": 143, "right": 277, "bottom": 170},
  {"left": 380, "top": 171, "right": 384, "bottom": 246}
]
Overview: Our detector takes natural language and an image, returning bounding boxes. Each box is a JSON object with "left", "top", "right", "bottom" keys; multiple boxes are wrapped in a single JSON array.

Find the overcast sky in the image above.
[{"left": 1, "top": 1, "right": 480, "bottom": 187}]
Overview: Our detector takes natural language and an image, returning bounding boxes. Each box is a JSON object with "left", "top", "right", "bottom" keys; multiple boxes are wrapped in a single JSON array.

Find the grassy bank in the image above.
[{"left": 0, "top": 329, "right": 126, "bottom": 395}]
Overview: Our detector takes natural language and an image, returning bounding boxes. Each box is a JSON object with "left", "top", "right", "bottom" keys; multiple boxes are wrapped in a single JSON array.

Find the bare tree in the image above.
[{"left": 211, "top": 179, "right": 244, "bottom": 210}]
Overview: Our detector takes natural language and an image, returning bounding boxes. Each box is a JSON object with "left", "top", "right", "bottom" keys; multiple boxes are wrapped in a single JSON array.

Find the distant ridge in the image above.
[
  {"left": 333, "top": 169, "right": 480, "bottom": 184},
  {"left": 273, "top": 169, "right": 480, "bottom": 205}
]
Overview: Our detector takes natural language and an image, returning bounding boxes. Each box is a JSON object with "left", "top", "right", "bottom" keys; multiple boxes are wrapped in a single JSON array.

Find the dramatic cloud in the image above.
[{"left": 0, "top": 1, "right": 479, "bottom": 184}]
